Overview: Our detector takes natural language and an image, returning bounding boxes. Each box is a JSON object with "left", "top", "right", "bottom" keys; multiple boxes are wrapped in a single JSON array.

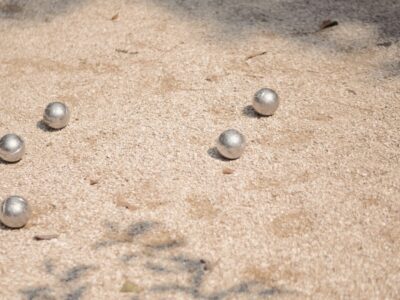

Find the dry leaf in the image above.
[
  {"left": 115, "top": 49, "right": 139, "bottom": 55},
  {"left": 34, "top": 234, "right": 59, "bottom": 241},
  {"left": 319, "top": 19, "right": 338, "bottom": 30},
  {"left": 120, "top": 280, "right": 143, "bottom": 293},
  {"left": 115, "top": 48, "right": 128, "bottom": 54},
  {"left": 90, "top": 179, "right": 99, "bottom": 185},
  {"left": 377, "top": 41, "right": 392, "bottom": 47},
  {"left": 111, "top": 13, "right": 119, "bottom": 21}
]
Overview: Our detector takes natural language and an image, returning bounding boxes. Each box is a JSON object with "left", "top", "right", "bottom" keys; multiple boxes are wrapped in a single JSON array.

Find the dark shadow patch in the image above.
[
  {"left": 64, "top": 286, "right": 86, "bottom": 300},
  {"left": 126, "top": 221, "right": 156, "bottom": 237},
  {"left": 121, "top": 253, "right": 137, "bottom": 263},
  {"left": 193, "top": 264, "right": 206, "bottom": 286},
  {"left": 171, "top": 256, "right": 208, "bottom": 294},
  {"left": 93, "top": 221, "right": 157, "bottom": 250},
  {"left": 0, "top": 0, "right": 87, "bottom": 22},
  {"left": 103, "top": 221, "right": 119, "bottom": 232},
  {"left": 146, "top": 238, "right": 183, "bottom": 251},
  {"left": 149, "top": 253, "right": 290, "bottom": 299},
  {"left": 150, "top": 284, "right": 195, "bottom": 296},
  {"left": 20, "top": 286, "right": 55, "bottom": 300},
  {"left": 139, "top": 0, "right": 400, "bottom": 41},
  {"left": 207, "top": 282, "right": 251, "bottom": 300},
  {"left": 208, "top": 282, "right": 284, "bottom": 300},
  {"left": 258, "top": 287, "right": 281, "bottom": 296},
  {"left": 228, "top": 282, "right": 251, "bottom": 294},
  {"left": 148, "top": 256, "right": 210, "bottom": 298},
  {"left": 61, "top": 265, "right": 92, "bottom": 283},
  {"left": 44, "top": 260, "right": 55, "bottom": 274},
  {"left": 171, "top": 256, "right": 208, "bottom": 272},
  {"left": 0, "top": 2, "right": 24, "bottom": 17},
  {"left": 92, "top": 240, "right": 118, "bottom": 249},
  {"left": 145, "top": 262, "right": 172, "bottom": 273},
  {"left": 381, "top": 60, "right": 400, "bottom": 78},
  {"left": 207, "top": 147, "right": 230, "bottom": 162},
  {"left": 150, "top": 281, "right": 283, "bottom": 299}
]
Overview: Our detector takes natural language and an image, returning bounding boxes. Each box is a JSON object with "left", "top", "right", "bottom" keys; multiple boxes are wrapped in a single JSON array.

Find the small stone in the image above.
[{"left": 222, "top": 167, "right": 235, "bottom": 174}]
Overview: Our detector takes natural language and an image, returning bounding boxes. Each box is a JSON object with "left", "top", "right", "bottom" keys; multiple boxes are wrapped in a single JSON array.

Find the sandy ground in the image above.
[{"left": 0, "top": 0, "right": 399, "bottom": 299}]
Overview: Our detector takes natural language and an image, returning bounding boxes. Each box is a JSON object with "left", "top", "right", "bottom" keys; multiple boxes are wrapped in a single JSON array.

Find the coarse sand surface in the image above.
[{"left": 0, "top": 0, "right": 399, "bottom": 299}]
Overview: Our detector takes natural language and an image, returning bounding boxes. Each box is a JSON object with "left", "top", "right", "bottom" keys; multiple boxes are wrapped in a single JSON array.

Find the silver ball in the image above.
[
  {"left": 0, "top": 196, "right": 31, "bottom": 228},
  {"left": 0, "top": 133, "right": 25, "bottom": 163},
  {"left": 216, "top": 129, "right": 246, "bottom": 160},
  {"left": 253, "top": 88, "right": 279, "bottom": 116},
  {"left": 43, "top": 102, "right": 70, "bottom": 129}
]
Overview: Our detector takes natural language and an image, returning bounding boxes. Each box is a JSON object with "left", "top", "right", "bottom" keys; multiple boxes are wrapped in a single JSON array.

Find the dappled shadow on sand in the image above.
[
  {"left": 139, "top": 0, "right": 400, "bottom": 41},
  {"left": 2, "top": 0, "right": 399, "bottom": 41},
  {"left": 0, "top": 0, "right": 86, "bottom": 21}
]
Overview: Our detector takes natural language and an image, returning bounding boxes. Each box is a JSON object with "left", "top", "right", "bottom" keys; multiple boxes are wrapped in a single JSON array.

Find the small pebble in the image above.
[
  {"left": 223, "top": 167, "right": 235, "bottom": 175},
  {"left": 43, "top": 102, "right": 70, "bottom": 129},
  {"left": 253, "top": 88, "right": 280, "bottom": 116},
  {"left": 216, "top": 129, "right": 246, "bottom": 160},
  {"left": 0, "top": 133, "right": 25, "bottom": 163},
  {"left": 0, "top": 196, "right": 31, "bottom": 228}
]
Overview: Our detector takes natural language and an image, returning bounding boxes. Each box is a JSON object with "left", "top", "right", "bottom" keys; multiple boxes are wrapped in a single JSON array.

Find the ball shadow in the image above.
[
  {"left": 242, "top": 105, "right": 270, "bottom": 119},
  {"left": 0, "top": 158, "right": 20, "bottom": 165},
  {"left": 207, "top": 147, "right": 230, "bottom": 162},
  {"left": 0, "top": 222, "right": 13, "bottom": 230},
  {"left": 36, "top": 120, "right": 58, "bottom": 132}
]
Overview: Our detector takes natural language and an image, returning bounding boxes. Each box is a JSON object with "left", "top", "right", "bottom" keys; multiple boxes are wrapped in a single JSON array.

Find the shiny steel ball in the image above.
[
  {"left": 253, "top": 88, "right": 279, "bottom": 116},
  {"left": 0, "top": 133, "right": 25, "bottom": 163},
  {"left": 43, "top": 102, "right": 70, "bottom": 129},
  {"left": 216, "top": 129, "right": 246, "bottom": 160},
  {"left": 0, "top": 196, "right": 31, "bottom": 228}
]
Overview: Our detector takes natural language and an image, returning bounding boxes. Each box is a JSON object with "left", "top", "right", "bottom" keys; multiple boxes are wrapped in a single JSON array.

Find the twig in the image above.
[
  {"left": 34, "top": 234, "right": 59, "bottom": 241},
  {"left": 245, "top": 51, "right": 267, "bottom": 61}
]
